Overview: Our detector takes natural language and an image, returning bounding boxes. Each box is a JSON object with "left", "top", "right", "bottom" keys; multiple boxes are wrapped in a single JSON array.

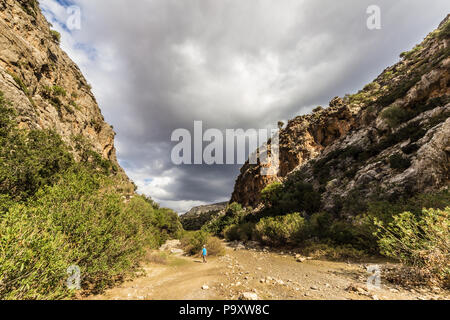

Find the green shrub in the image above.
[
  {"left": 0, "top": 92, "right": 15, "bottom": 135},
  {"left": 152, "top": 207, "right": 183, "bottom": 244},
  {"left": 299, "top": 211, "right": 376, "bottom": 252},
  {"left": 180, "top": 230, "right": 210, "bottom": 256},
  {"left": 389, "top": 153, "right": 411, "bottom": 170},
  {"left": 261, "top": 182, "right": 283, "bottom": 207},
  {"left": 381, "top": 105, "right": 409, "bottom": 128},
  {"left": 254, "top": 212, "right": 306, "bottom": 246},
  {"left": 50, "top": 30, "right": 61, "bottom": 44},
  {"left": 180, "top": 232, "right": 225, "bottom": 257},
  {"left": 0, "top": 106, "right": 74, "bottom": 200},
  {"left": 438, "top": 20, "right": 450, "bottom": 39},
  {"left": 224, "top": 224, "right": 241, "bottom": 241},
  {"left": 279, "top": 180, "right": 322, "bottom": 215},
  {"left": 18, "top": 0, "right": 39, "bottom": 17},
  {"left": 363, "top": 82, "right": 380, "bottom": 92},
  {"left": 306, "top": 211, "right": 333, "bottom": 237},
  {"left": 0, "top": 91, "right": 183, "bottom": 299},
  {"left": 8, "top": 72, "right": 29, "bottom": 96},
  {"left": 0, "top": 203, "right": 71, "bottom": 299},
  {"left": 374, "top": 207, "right": 450, "bottom": 287},
  {"left": 203, "top": 202, "right": 246, "bottom": 236},
  {"left": 400, "top": 45, "right": 423, "bottom": 59},
  {"left": 0, "top": 170, "right": 176, "bottom": 299},
  {"left": 52, "top": 85, "right": 67, "bottom": 97},
  {"left": 376, "top": 74, "right": 422, "bottom": 107},
  {"left": 224, "top": 222, "right": 255, "bottom": 242},
  {"left": 347, "top": 91, "right": 372, "bottom": 105},
  {"left": 261, "top": 180, "right": 321, "bottom": 215}
]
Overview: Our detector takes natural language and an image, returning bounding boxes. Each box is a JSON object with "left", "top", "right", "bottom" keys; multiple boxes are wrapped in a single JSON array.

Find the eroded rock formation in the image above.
[{"left": 231, "top": 15, "right": 450, "bottom": 212}]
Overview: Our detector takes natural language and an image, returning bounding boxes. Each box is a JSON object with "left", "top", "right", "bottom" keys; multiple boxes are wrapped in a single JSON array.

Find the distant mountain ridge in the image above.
[{"left": 180, "top": 202, "right": 228, "bottom": 230}]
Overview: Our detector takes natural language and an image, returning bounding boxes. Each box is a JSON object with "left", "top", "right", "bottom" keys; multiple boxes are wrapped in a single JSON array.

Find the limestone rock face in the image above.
[
  {"left": 231, "top": 15, "right": 450, "bottom": 211},
  {"left": 0, "top": 0, "right": 127, "bottom": 180},
  {"left": 231, "top": 100, "right": 359, "bottom": 207}
]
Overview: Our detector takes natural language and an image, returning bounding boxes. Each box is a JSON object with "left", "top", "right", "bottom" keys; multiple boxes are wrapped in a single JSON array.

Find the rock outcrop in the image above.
[
  {"left": 231, "top": 97, "right": 359, "bottom": 207},
  {"left": 231, "top": 15, "right": 450, "bottom": 212},
  {"left": 0, "top": 0, "right": 130, "bottom": 186}
]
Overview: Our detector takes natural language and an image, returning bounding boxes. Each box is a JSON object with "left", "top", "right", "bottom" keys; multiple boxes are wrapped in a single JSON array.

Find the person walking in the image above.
[{"left": 202, "top": 245, "right": 207, "bottom": 263}]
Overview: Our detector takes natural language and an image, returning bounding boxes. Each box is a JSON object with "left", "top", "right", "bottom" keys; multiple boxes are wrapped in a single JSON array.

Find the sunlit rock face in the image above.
[
  {"left": 231, "top": 15, "right": 450, "bottom": 212},
  {"left": 0, "top": 0, "right": 131, "bottom": 184}
]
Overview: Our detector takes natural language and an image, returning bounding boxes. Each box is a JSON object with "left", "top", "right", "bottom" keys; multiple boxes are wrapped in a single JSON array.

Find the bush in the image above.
[
  {"left": 381, "top": 105, "right": 409, "bottom": 128},
  {"left": 363, "top": 82, "right": 381, "bottom": 92},
  {"left": 224, "top": 224, "right": 241, "bottom": 241},
  {"left": 0, "top": 203, "right": 71, "bottom": 299},
  {"left": 52, "top": 85, "right": 66, "bottom": 97},
  {"left": 400, "top": 45, "right": 423, "bottom": 60},
  {"left": 306, "top": 211, "right": 333, "bottom": 237},
  {"left": 224, "top": 222, "right": 255, "bottom": 242},
  {"left": 180, "top": 230, "right": 209, "bottom": 256},
  {"left": 180, "top": 231, "right": 225, "bottom": 257},
  {"left": 261, "top": 180, "right": 321, "bottom": 215},
  {"left": 0, "top": 91, "right": 183, "bottom": 299},
  {"left": 50, "top": 30, "right": 61, "bottom": 44},
  {"left": 0, "top": 170, "right": 177, "bottom": 299},
  {"left": 0, "top": 97, "right": 74, "bottom": 200},
  {"left": 389, "top": 153, "right": 411, "bottom": 170},
  {"left": 279, "top": 180, "right": 322, "bottom": 215},
  {"left": 374, "top": 207, "right": 450, "bottom": 287},
  {"left": 205, "top": 237, "right": 225, "bottom": 256},
  {"left": 203, "top": 202, "right": 247, "bottom": 236},
  {"left": 254, "top": 212, "right": 306, "bottom": 246},
  {"left": 438, "top": 20, "right": 450, "bottom": 39},
  {"left": 261, "top": 182, "right": 283, "bottom": 207}
]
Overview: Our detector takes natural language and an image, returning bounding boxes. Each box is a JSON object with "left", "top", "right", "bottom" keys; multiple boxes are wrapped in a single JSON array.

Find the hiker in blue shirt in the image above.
[{"left": 202, "top": 245, "right": 207, "bottom": 263}]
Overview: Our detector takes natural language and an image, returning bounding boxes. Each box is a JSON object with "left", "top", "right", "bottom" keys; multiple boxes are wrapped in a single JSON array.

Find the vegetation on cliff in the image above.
[
  {"left": 0, "top": 92, "right": 182, "bottom": 299},
  {"left": 222, "top": 16, "right": 450, "bottom": 288}
]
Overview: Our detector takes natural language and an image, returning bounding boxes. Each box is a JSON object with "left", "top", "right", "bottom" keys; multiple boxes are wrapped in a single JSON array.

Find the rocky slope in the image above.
[
  {"left": 231, "top": 15, "right": 450, "bottom": 212},
  {"left": 180, "top": 202, "right": 227, "bottom": 230},
  {"left": 0, "top": 0, "right": 131, "bottom": 187}
]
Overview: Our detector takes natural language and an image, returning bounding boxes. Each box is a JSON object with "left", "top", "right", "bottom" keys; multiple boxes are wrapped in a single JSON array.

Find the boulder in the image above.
[{"left": 239, "top": 292, "right": 259, "bottom": 300}]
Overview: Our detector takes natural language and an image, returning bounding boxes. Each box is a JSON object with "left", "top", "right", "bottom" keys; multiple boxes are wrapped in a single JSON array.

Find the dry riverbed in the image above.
[{"left": 86, "top": 242, "right": 449, "bottom": 300}]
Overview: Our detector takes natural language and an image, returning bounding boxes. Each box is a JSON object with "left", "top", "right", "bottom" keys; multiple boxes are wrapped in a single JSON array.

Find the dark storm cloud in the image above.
[{"left": 41, "top": 0, "right": 450, "bottom": 212}]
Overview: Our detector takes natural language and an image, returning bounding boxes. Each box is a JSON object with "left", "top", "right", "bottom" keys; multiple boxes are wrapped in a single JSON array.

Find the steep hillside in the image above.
[
  {"left": 0, "top": 0, "right": 131, "bottom": 189},
  {"left": 0, "top": 1, "right": 183, "bottom": 300},
  {"left": 232, "top": 15, "right": 450, "bottom": 212},
  {"left": 216, "top": 17, "right": 450, "bottom": 289}
]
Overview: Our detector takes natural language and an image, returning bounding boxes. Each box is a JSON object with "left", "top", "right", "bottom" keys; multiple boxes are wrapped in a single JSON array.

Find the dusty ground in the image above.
[{"left": 86, "top": 243, "right": 449, "bottom": 300}]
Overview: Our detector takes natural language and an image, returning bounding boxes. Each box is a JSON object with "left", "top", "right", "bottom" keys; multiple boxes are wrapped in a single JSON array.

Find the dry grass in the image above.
[
  {"left": 206, "top": 236, "right": 226, "bottom": 257},
  {"left": 145, "top": 251, "right": 168, "bottom": 265},
  {"left": 299, "top": 243, "right": 367, "bottom": 261}
]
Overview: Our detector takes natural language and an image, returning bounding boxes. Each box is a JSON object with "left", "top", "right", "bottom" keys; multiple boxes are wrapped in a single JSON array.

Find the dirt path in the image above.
[{"left": 86, "top": 243, "right": 448, "bottom": 300}]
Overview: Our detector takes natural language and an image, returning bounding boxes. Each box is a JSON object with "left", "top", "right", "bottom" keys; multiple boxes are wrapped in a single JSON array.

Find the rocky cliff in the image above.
[
  {"left": 231, "top": 15, "right": 450, "bottom": 212},
  {"left": 0, "top": 0, "right": 130, "bottom": 185}
]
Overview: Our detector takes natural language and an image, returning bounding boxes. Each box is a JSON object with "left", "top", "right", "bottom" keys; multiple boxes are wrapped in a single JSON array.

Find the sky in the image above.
[{"left": 39, "top": 0, "right": 450, "bottom": 213}]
